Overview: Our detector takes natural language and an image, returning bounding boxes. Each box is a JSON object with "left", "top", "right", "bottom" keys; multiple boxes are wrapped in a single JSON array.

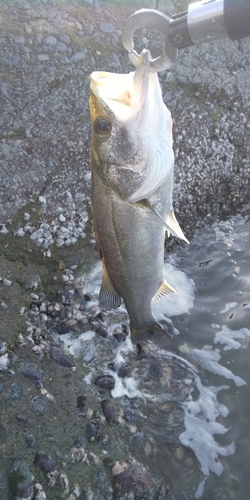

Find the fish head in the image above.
[{"left": 89, "top": 49, "right": 174, "bottom": 202}]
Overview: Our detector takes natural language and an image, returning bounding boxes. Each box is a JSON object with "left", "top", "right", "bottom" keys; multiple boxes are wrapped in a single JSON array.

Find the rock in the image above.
[
  {"left": 100, "top": 22, "right": 115, "bottom": 33},
  {"left": 94, "top": 374, "right": 115, "bottom": 390},
  {"left": 18, "top": 362, "right": 44, "bottom": 388},
  {"left": 101, "top": 399, "right": 115, "bottom": 424},
  {"left": 9, "top": 460, "right": 34, "bottom": 499},
  {"left": 50, "top": 346, "right": 75, "bottom": 367},
  {"left": 58, "top": 32, "right": 71, "bottom": 46},
  {"left": 70, "top": 51, "right": 86, "bottom": 62},
  {"left": 34, "top": 451, "right": 56, "bottom": 473},
  {"left": 31, "top": 394, "right": 48, "bottom": 413},
  {"left": 25, "top": 434, "right": 36, "bottom": 448},
  {"left": 43, "top": 35, "right": 57, "bottom": 47},
  {"left": 113, "top": 464, "right": 149, "bottom": 490},
  {"left": 6, "top": 382, "right": 22, "bottom": 400}
]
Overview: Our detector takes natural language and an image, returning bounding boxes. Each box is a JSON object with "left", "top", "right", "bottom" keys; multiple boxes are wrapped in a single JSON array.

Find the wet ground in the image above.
[{"left": 1, "top": 0, "right": 250, "bottom": 499}]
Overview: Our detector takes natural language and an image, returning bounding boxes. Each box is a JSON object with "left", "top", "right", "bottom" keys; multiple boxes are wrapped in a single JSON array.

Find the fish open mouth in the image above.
[{"left": 90, "top": 49, "right": 152, "bottom": 119}]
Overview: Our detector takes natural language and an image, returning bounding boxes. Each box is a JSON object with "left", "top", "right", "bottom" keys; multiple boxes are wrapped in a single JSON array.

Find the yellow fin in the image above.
[
  {"left": 152, "top": 280, "right": 176, "bottom": 305},
  {"left": 166, "top": 210, "right": 190, "bottom": 244},
  {"left": 99, "top": 262, "right": 122, "bottom": 311},
  {"left": 144, "top": 200, "right": 189, "bottom": 244}
]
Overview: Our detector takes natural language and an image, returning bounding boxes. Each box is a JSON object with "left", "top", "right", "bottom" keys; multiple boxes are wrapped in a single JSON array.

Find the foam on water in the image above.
[
  {"left": 153, "top": 258, "right": 195, "bottom": 319},
  {"left": 219, "top": 302, "right": 238, "bottom": 314},
  {"left": 191, "top": 345, "right": 246, "bottom": 386},
  {"left": 180, "top": 378, "right": 235, "bottom": 477},
  {"left": 214, "top": 325, "right": 250, "bottom": 351}
]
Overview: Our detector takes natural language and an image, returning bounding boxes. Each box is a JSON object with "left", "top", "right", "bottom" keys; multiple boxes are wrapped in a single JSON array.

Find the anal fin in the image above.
[
  {"left": 99, "top": 262, "right": 122, "bottom": 311},
  {"left": 152, "top": 280, "right": 176, "bottom": 305}
]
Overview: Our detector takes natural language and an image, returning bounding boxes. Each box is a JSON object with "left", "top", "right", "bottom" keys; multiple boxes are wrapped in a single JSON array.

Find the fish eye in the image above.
[{"left": 94, "top": 116, "right": 112, "bottom": 136}]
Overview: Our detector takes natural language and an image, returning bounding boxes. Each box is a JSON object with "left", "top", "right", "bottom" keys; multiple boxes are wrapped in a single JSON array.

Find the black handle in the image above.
[{"left": 224, "top": 0, "right": 250, "bottom": 40}]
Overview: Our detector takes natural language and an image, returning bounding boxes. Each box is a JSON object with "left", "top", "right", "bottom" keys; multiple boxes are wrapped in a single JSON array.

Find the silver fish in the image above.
[{"left": 89, "top": 49, "right": 188, "bottom": 344}]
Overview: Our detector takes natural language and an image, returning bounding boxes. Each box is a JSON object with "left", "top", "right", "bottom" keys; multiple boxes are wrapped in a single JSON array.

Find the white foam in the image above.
[
  {"left": 191, "top": 345, "right": 246, "bottom": 386},
  {"left": 111, "top": 373, "right": 143, "bottom": 399},
  {"left": 214, "top": 325, "right": 250, "bottom": 351},
  {"left": 153, "top": 259, "right": 195, "bottom": 318},
  {"left": 219, "top": 302, "right": 238, "bottom": 313},
  {"left": 53, "top": 330, "right": 96, "bottom": 357},
  {"left": 180, "top": 378, "right": 235, "bottom": 476},
  {"left": 194, "top": 477, "right": 207, "bottom": 499}
]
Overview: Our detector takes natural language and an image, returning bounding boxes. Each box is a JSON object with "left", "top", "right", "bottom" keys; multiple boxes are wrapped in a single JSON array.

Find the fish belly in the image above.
[{"left": 92, "top": 166, "right": 167, "bottom": 330}]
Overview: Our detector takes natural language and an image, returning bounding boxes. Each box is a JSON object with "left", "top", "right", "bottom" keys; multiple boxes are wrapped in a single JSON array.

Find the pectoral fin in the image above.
[
  {"left": 166, "top": 210, "right": 189, "bottom": 244},
  {"left": 144, "top": 200, "right": 189, "bottom": 244},
  {"left": 99, "top": 262, "right": 122, "bottom": 311},
  {"left": 152, "top": 280, "right": 176, "bottom": 305}
]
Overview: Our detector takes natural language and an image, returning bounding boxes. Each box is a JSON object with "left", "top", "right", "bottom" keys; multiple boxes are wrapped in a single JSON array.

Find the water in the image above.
[{"left": 56, "top": 206, "right": 250, "bottom": 499}]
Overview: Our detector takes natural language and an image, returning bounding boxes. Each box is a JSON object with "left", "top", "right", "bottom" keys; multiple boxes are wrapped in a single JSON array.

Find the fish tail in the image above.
[{"left": 130, "top": 322, "right": 172, "bottom": 344}]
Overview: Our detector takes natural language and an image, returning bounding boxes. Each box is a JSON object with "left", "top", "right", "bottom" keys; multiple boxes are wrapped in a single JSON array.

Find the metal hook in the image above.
[{"left": 122, "top": 9, "right": 178, "bottom": 72}]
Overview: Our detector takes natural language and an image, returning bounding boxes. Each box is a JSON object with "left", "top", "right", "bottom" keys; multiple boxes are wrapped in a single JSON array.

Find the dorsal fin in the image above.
[
  {"left": 99, "top": 262, "right": 122, "bottom": 311},
  {"left": 152, "top": 280, "right": 176, "bottom": 305}
]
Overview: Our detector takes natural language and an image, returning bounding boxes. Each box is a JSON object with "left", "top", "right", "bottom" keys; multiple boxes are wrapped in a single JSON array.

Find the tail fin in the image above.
[{"left": 130, "top": 321, "right": 172, "bottom": 344}]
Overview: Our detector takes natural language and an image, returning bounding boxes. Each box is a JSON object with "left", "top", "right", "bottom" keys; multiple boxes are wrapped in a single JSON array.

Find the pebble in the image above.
[
  {"left": 70, "top": 446, "right": 87, "bottom": 463},
  {"left": 113, "top": 331, "right": 126, "bottom": 342},
  {"left": 101, "top": 399, "right": 115, "bottom": 424},
  {"left": 76, "top": 395, "right": 87, "bottom": 416},
  {"left": 9, "top": 460, "right": 34, "bottom": 499},
  {"left": 31, "top": 394, "right": 48, "bottom": 413},
  {"left": 35, "top": 483, "right": 47, "bottom": 500},
  {"left": 100, "top": 22, "right": 115, "bottom": 33},
  {"left": 58, "top": 32, "right": 71, "bottom": 45},
  {"left": 113, "top": 464, "right": 149, "bottom": 489},
  {"left": 94, "top": 374, "right": 115, "bottom": 390},
  {"left": 43, "top": 35, "right": 57, "bottom": 47},
  {"left": 86, "top": 421, "right": 101, "bottom": 442},
  {"left": 95, "top": 326, "right": 108, "bottom": 338},
  {"left": 6, "top": 382, "right": 22, "bottom": 400},
  {"left": 70, "top": 51, "right": 86, "bottom": 62},
  {"left": 50, "top": 346, "right": 75, "bottom": 367},
  {"left": 18, "top": 362, "right": 44, "bottom": 388},
  {"left": 0, "top": 340, "right": 7, "bottom": 356},
  {"left": 34, "top": 451, "right": 56, "bottom": 473},
  {"left": 25, "top": 434, "right": 36, "bottom": 448},
  {"left": 37, "top": 54, "right": 50, "bottom": 62}
]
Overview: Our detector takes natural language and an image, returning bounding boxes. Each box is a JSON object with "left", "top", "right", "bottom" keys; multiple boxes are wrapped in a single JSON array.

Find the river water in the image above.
[{"left": 51, "top": 205, "right": 250, "bottom": 499}]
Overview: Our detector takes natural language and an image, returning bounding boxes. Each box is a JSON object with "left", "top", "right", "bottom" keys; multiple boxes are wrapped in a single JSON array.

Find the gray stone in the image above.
[
  {"left": 14, "top": 35, "right": 25, "bottom": 44},
  {"left": 35, "top": 33, "right": 43, "bottom": 45},
  {"left": 58, "top": 32, "right": 71, "bottom": 46},
  {"left": 100, "top": 22, "right": 115, "bottom": 33},
  {"left": 37, "top": 53, "right": 50, "bottom": 62},
  {"left": 110, "top": 53, "right": 121, "bottom": 67},
  {"left": 70, "top": 51, "right": 85, "bottom": 62},
  {"left": 31, "top": 64, "right": 44, "bottom": 75},
  {"left": 43, "top": 35, "right": 57, "bottom": 47},
  {"left": 55, "top": 41, "right": 68, "bottom": 53},
  {"left": 9, "top": 55, "right": 20, "bottom": 66}
]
